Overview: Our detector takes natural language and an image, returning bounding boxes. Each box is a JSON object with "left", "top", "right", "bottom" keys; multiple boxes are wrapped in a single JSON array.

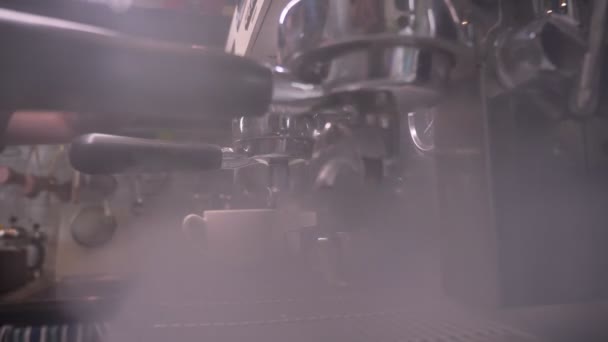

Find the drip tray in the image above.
[{"left": 128, "top": 291, "right": 543, "bottom": 342}]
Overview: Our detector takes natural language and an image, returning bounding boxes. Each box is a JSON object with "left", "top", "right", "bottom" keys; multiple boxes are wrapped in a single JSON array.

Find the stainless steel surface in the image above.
[
  {"left": 570, "top": 0, "right": 608, "bottom": 116},
  {"left": 4, "top": 2, "right": 608, "bottom": 341},
  {"left": 314, "top": 157, "right": 362, "bottom": 188},
  {"left": 72, "top": 175, "right": 118, "bottom": 204},
  {"left": 198, "top": 209, "right": 316, "bottom": 269},
  {"left": 233, "top": 108, "right": 315, "bottom": 160},
  {"left": 271, "top": 66, "right": 325, "bottom": 105},
  {"left": 493, "top": 15, "right": 585, "bottom": 91},
  {"left": 143, "top": 291, "right": 541, "bottom": 342},
  {"left": 130, "top": 176, "right": 144, "bottom": 211},
  {"left": 277, "top": 0, "right": 472, "bottom": 107},
  {"left": 408, "top": 108, "right": 436, "bottom": 153},
  {"left": 267, "top": 159, "right": 290, "bottom": 202},
  {"left": 69, "top": 204, "right": 117, "bottom": 248},
  {"left": 312, "top": 120, "right": 358, "bottom": 186},
  {"left": 221, "top": 147, "right": 259, "bottom": 170}
]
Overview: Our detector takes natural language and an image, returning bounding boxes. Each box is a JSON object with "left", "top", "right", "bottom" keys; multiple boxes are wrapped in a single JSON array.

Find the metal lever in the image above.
[
  {"left": 0, "top": 8, "right": 273, "bottom": 119},
  {"left": 69, "top": 134, "right": 223, "bottom": 175}
]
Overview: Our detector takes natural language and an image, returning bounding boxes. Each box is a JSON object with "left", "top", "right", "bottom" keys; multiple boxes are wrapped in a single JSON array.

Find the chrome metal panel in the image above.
[{"left": 277, "top": 0, "right": 472, "bottom": 106}]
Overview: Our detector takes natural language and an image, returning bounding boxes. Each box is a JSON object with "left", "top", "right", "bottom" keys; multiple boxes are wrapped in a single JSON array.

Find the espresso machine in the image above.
[{"left": 1, "top": 0, "right": 608, "bottom": 341}]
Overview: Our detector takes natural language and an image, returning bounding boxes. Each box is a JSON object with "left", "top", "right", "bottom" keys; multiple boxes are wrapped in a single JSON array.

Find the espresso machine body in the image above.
[{"left": 1, "top": 1, "right": 608, "bottom": 341}]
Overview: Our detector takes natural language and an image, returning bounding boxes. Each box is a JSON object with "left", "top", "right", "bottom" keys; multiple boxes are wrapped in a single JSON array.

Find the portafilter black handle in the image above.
[
  {"left": 69, "top": 134, "right": 223, "bottom": 175},
  {"left": 0, "top": 8, "right": 272, "bottom": 119}
]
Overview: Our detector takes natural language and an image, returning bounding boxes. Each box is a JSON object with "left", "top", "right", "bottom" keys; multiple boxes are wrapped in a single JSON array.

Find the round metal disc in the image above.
[{"left": 70, "top": 206, "right": 117, "bottom": 248}]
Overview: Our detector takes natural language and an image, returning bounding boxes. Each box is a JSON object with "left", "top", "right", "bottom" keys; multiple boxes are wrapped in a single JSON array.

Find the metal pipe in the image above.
[{"left": 570, "top": 0, "right": 608, "bottom": 116}]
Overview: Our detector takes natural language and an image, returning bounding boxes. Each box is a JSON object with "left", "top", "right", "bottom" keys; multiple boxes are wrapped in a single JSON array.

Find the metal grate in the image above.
[
  {"left": 148, "top": 313, "right": 539, "bottom": 342},
  {"left": 142, "top": 292, "right": 542, "bottom": 342},
  {"left": 0, "top": 323, "right": 108, "bottom": 342}
]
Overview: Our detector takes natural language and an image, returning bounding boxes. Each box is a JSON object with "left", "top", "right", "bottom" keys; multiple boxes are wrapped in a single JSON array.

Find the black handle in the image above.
[
  {"left": 0, "top": 8, "right": 272, "bottom": 118},
  {"left": 69, "top": 134, "right": 223, "bottom": 174}
]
